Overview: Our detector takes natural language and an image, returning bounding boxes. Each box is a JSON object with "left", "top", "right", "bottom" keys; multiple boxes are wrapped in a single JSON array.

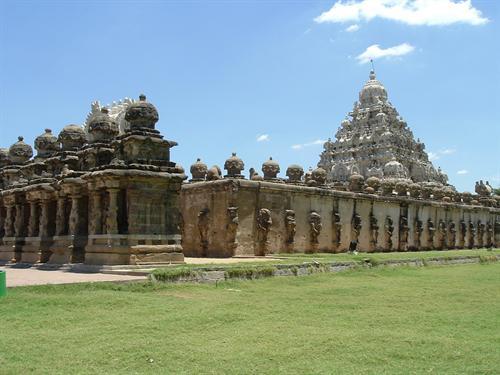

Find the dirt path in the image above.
[{"left": 1, "top": 266, "right": 147, "bottom": 287}]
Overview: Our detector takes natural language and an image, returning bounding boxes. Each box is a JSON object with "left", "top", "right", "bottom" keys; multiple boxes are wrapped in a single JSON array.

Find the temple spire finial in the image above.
[{"left": 370, "top": 59, "right": 376, "bottom": 79}]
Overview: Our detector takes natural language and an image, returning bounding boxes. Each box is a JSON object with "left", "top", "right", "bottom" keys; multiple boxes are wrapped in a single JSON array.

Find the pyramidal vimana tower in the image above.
[{"left": 319, "top": 70, "right": 448, "bottom": 185}]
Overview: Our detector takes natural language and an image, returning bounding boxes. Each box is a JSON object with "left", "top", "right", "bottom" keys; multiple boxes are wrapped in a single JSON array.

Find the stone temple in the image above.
[{"left": 0, "top": 72, "right": 499, "bottom": 265}]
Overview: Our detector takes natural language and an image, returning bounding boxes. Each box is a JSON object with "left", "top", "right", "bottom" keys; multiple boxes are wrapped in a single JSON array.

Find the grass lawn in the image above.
[{"left": 1, "top": 263, "right": 499, "bottom": 374}]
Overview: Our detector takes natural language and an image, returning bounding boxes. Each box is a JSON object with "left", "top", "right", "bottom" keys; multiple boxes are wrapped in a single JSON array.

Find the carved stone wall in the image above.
[{"left": 180, "top": 179, "right": 499, "bottom": 256}]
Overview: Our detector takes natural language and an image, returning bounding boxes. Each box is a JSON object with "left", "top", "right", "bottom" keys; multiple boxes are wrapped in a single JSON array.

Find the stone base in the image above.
[
  {"left": 0, "top": 238, "right": 17, "bottom": 262},
  {"left": 130, "top": 245, "right": 184, "bottom": 265},
  {"left": 85, "top": 234, "right": 184, "bottom": 265},
  {"left": 48, "top": 235, "right": 87, "bottom": 264},
  {"left": 21, "top": 237, "right": 54, "bottom": 263}
]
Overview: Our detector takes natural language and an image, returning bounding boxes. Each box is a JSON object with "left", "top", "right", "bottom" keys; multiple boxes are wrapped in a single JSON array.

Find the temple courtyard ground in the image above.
[{"left": 1, "top": 261, "right": 499, "bottom": 374}]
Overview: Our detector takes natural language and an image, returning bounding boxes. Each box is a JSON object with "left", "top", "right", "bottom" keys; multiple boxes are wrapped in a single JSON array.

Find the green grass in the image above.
[{"left": 1, "top": 264, "right": 499, "bottom": 374}]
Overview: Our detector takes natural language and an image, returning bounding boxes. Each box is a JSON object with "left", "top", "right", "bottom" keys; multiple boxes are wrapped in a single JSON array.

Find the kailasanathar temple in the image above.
[{"left": 1, "top": 71, "right": 499, "bottom": 265}]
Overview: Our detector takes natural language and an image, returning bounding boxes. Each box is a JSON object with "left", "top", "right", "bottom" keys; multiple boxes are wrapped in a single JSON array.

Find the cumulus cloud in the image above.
[
  {"left": 457, "top": 169, "right": 468, "bottom": 175},
  {"left": 440, "top": 148, "right": 456, "bottom": 155},
  {"left": 256, "top": 134, "right": 270, "bottom": 142},
  {"left": 428, "top": 152, "right": 439, "bottom": 161},
  {"left": 356, "top": 43, "right": 414, "bottom": 64},
  {"left": 291, "top": 139, "right": 326, "bottom": 150},
  {"left": 345, "top": 24, "right": 360, "bottom": 32},
  {"left": 314, "top": 0, "right": 488, "bottom": 26}
]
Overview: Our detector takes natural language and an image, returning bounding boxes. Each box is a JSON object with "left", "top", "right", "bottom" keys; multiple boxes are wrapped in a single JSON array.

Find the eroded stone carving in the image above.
[
  {"left": 427, "top": 219, "right": 435, "bottom": 248},
  {"left": 284, "top": 210, "right": 296, "bottom": 245},
  {"left": 351, "top": 213, "right": 362, "bottom": 244},
  {"left": 385, "top": 216, "right": 394, "bottom": 250},
  {"left": 227, "top": 207, "right": 239, "bottom": 252},
  {"left": 369, "top": 213, "right": 379, "bottom": 251},
  {"left": 399, "top": 216, "right": 409, "bottom": 251},
  {"left": 198, "top": 208, "right": 210, "bottom": 256},
  {"left": 309, "top": 211, "right": 322, "bottom": 249},
  {"left": 448, "top": 221, "right": 456, "bottom": 249},
  {"left": 256, "top": 208, "right": 272, "bottom": 256},
  {"left": 414, "top": 218, "right": 423, "bottom": 249},
  {"left": 332, "top": 211, "right": 342, "bottom": 249},
  {"left": 437, "top": 219, "right": 446, "bottom": 250}
]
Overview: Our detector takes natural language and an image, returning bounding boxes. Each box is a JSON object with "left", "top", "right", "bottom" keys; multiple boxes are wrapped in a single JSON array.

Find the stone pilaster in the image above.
[
  {"left": 68, "top": 194, "right": 80, "bottom": 236},
  {"left": 88, "top": 190, "right": 102, "bottom": 235},
  {"left": 4, "top": 203, "right": 15, "bottom": 238},
  {"left": 105, "top": 188, "right": 119, "bottom": 235},
  {"left": 55, "top": 194, "right": 66, "bottom": 236},
  {"left": 14, "top": 202, "right": 25, "bottom": 238},
  {"left": 38, "top": 200, "right": 50, "bottom": 238},
  {"left": 27, "top": 200, "right": 40, "bottom": 237}
]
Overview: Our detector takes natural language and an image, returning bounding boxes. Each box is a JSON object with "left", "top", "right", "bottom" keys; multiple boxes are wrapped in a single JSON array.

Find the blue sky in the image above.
[{"left": 0, "top": 0, "right": 498, "bottom": 192}]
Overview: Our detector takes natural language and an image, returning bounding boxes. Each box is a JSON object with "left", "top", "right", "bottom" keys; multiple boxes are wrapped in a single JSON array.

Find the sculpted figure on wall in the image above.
[
  {"left": 226, "top": 207, "right": 239, "bottom": 252},
  {"left": 332, "top": 211, "right": 342, "bottom": 249},
  {"left": 197, "top": 208, "right": 210, "bottom": 257},
  {"left": 351, "top": 213, "right": 362, "bottom": 243},
  {"left": 309, "top": 211, "right": 322, "bottom": 246},
  {"left": 414, "top": 218, "right": 423, "bottom": 250},
  {"left": 384, "top": 216, "right": 394, "bottom": 250},
  {"left": 486, "top": 222, "right": 493, "bottom": 248},
  {"left": 468, "top": 220, "right": 475, "bottom": 249},
  {"left": 256, "top": 208, "right": 272, "bottom": 256},
  {"left": 399, "top": 216, "right": 409, "bottom": 251},
  {"left": 427, "top": 219, "right": 435, "bottom": 248},
  {"left": 284, "top": 210, "right": 296, "bottom": 245},
  {"left": 459, "top": 220, "right": 466, "bottom": 248},
  {"left": 477, "top": 220, "right": 485, "bottom": 248},
  {"left": 437, "top": 220, "right": 446, "bottom": 250},
  {"left": 369, "top": 213, "right": 379, "bottom": 251},
  {"left": 448, "top": 221, "right": 456, "bottom": 249}
]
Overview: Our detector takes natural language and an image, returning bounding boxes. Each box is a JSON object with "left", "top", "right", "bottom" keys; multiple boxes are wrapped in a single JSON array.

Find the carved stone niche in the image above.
[
  {"left": 365, "top": 176, "right": 380, "bottom": 194},
  {"left": 286, "top": 164, "right": 304, "bottom": 183},
  {"left": 351, "top": 213, "right": 362, "bottom": 242},
  {"left": 369, "top": 213, "right": 379, "bottom": 251},
  {"left": 348, "top": 173, "right": 364, "bottom": 193},
  {"left": 224, "top": 153, "right": 244, "bottom": 178},
  {"left": 332, "top": 211, "right": 342, "bottom": 249},
  {"left": 384, "top": 216, "right": 394, "bottom": 251},
  {"left": 448, "top": 221, "right": 456, "bottom": 248},
  {"left": 190, "top": 158, "right": 208, "bottom": 182},
  {"left": 399, "top": 216, "right": 409, "bottom": 251},
  {"left": 427, "top": 219, "right": 435, "bottom": 247},
  {"left": 197, "top": 208, "right": 210, "bottom": 256},
  {"left": 308, "top": 211, "right": 322, "bottom": 250},
  {"left": 284, "top": 210, "right": 296, "bottom": 245},
  {"left": 409, "top": 183, "right": 421, "bottom": 198},
  {"left": 207, "top": 165, "right": 222, "bottom": 181},
  {"left": 414, "top": 219, "right": 423, "bottom": 249},
  {"left": 262, "top": 157, "right": 280, "bottom": 180},
  {"left": 256, "top": 208, "right": 272, "bottom": 256},
  {"left": 226, "top": 207, "right": 239, "bottom": 253},
  {"left": 437, "top": 219, "right": 446, "bottom": 249}
]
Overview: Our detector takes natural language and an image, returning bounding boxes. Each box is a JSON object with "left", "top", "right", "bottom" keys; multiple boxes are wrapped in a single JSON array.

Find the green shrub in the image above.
[
  {"left": 479, "top": 255, "right": 497, "bottom": 264},
  {"left": 150, "top": 267, "right": 196, "bottom": 282},
  {"left": 224, "top": 266, "right": 277, "bottom": 280}
]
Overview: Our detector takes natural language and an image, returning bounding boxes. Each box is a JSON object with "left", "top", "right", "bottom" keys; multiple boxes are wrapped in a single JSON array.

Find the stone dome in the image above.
[
  {"left": 359, "top": 70, "right": 388, "bottom": 108},
  {"left": 224, "top": 152, "right": 244, "bottom": 177},
  {"left": 190, "top": 158, "right": 208, "bottom": 181},
  {"left": 58, "top": 124, "right": 87, "bottom": 151},
  {"left": 383, "top": 158, "right": 407, "bottom": 179},
  {"left": 35, "top": 128, "right": 60, "bottom": 158},
  {"left": 286, "top": 164, "right": 304, "bottom": 183},
  {"left": 88, "top": 107, "right": 119, "bottom": 143},
  {"left": 125, "top": 94, "right": 159, "bottom": 130},
  {"left": 262, "top": 157, "right": 280, "bottom": 179},
  {"left": 0, "top": 148, "right": 10, "bottom": 167},
  {"left": 9, "top": 136, "right": 33, "bottom": 164}
]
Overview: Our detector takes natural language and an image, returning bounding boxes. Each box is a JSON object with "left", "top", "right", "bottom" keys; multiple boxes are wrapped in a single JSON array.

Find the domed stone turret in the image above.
[
  {"left": 35, "top": 129, "right": 60, "bottom": 158},
  {"left": 9, "top": 136, "right": 33, "bottom": 164},
  {"left": 383, "top": 158, "right": 407, "bottom": 179},
  {"left": 58, "top": 124, "right": 87, "bottom": 151},
  {"left": 286, "top": 164, "right": 304, "bottom": 183},
  {"left": 359, "top": 70, "right": 387, "bottom": 108},
  {"left": 262, "top": 157, "right": 280, "bottom": 180},
  {"left": 190, "top": 158, "right": 208, "bottom": 182},
  {"left": 311, "top": 167, "right": 327, "bottom": 185},
  {"left": 88, "top": 107, "right": 119, "bottom": 143},
  {"left": 125, "top": 94, "right": 159, "bottom": 130},
  {"left": 0, "top": 148, "right": 10, "bottom": 168},
  {"left": 224, "top": 152, "right": 244, "bottom": 178}
]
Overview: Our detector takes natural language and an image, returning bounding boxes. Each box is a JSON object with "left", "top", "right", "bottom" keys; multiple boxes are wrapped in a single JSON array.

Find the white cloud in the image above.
[
  {"left": 314, "top": 0, "right": 488, "bottom": 26},
  {"left": 345, "top": 24, "right": 360, "bottom": 32},
  {"left": 256, "top": 134, "right": 270, "bottom": 142},
  {"left": 440, "top": 148, "right": 456, "bottom": 155},
  {"left": 457, "top": 169, "right": 468, "bottom": 175},
  {"left": 291, "top": 139, "right": 326, "bottom": 150},
  {"left": 428, "top": 152, "right": 439, "bottom": 161},
  {"left": 357, "top": 43, "right": 414, "bottom": 64}
]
